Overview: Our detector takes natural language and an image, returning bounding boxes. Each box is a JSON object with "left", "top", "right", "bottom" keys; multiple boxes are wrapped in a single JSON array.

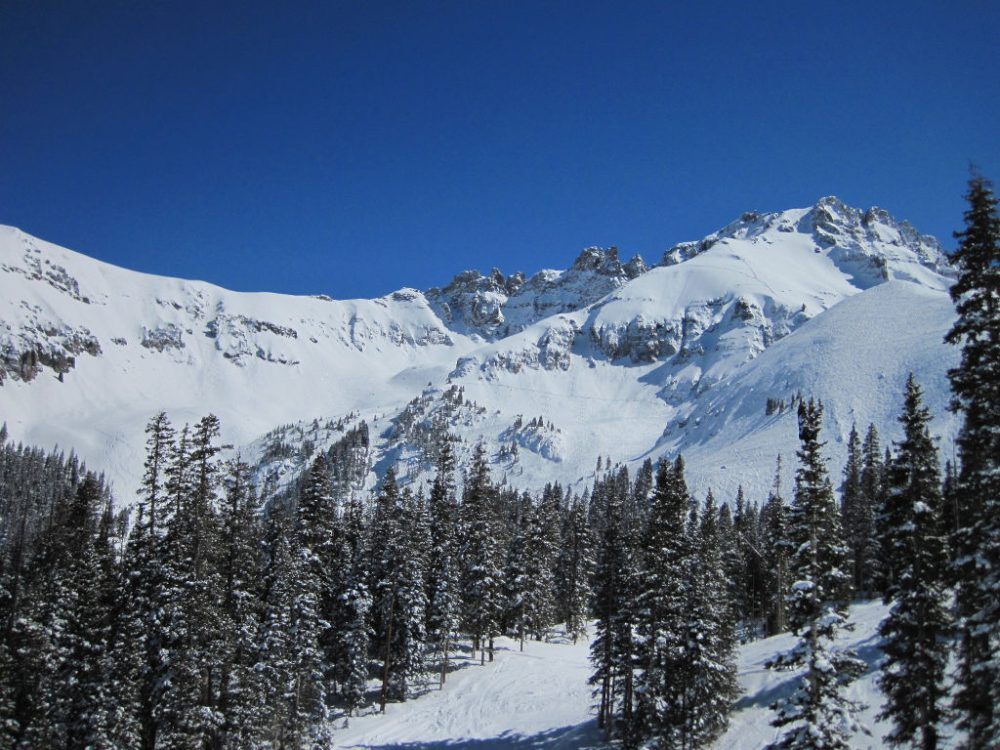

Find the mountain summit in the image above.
[{"left": 0, "top": 199, "right": 958, "bottom": 500}]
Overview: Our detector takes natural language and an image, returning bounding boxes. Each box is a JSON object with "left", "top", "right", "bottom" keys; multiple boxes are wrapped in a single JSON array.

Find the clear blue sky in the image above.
[{"left": 2, "top": 1, "right": 997, "bottom": 298}]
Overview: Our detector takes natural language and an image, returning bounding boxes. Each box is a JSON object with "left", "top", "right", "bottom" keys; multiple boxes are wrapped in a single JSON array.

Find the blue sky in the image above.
[{"left": 2, "top": 1, "right": 998, "bottom": 298}]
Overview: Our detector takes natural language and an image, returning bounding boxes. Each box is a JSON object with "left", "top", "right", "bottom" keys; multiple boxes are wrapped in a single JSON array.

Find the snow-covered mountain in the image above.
[{"left": 0, "top": 196, "right": 960, "bottom": 502}]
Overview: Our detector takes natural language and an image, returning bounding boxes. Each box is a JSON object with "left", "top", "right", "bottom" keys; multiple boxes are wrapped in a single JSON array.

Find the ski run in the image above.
[{"left": 331, "top": 601, "right": 912, "bottom": 750}]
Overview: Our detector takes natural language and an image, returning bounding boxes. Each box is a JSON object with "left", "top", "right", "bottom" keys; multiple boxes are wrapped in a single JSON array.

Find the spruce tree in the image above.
[
  {"left": 460, "top": 444, "right": 504, "bottom": 664},
  {"left": 861, "top": 424, "right": 888, "bottom": 593},
  {"left": 842, "top": 424, "right": 877, "bottom": 596},
  {"left": 296, "top": 453, "right": 340, "bottom": 704},
  {"left": 944, "top": 173, "right": 1000, "bottom": 749},
  {"left": 684, "top": 490, "right": 740, "bottom": 747},
  {"left": 877, "top": 375, "right": 951, "bottom": 750},
  {"left": 425, "top": 442, "right": 461, "bottom": 685},
  {"left": 520, "top": 494, "right": 558, "bottom": 641},
  {"left": 767, "top": 400, "right": 865, "bottom": 750},
  {"left": 634, "top": 457, "right": 694, "bottom": 749},
  {"left": 111, "top": 414, "right": 179, "bottom": 750},
  {"left": 156, "top": 415, "right": 227, "bottom": 750},
  {"left": 216, "top": 459, "right": 265, "bottom": 749},
  {"left": 556, "top": 493, "right": 594, "bottom": 643},
  {"left": 589, "top": 464, "right": 639, "bottom": 746},
  {"left": 503, "top": 491, "right": 532, "bottom": 649},
  {"left": 760, "top": 456, "right": 789, "bottom": 635},
  {"left": 21, "top": 475, "right": 116, "bottom": 750},
  {"left": 328, "top": 488, "right": 371, "bottom": 714},
  {"left": 370, "top": 471, "right": 428, "bottom": 705},
  {"left": 256, "top": 513, "right": 329, "bottom": 748}
]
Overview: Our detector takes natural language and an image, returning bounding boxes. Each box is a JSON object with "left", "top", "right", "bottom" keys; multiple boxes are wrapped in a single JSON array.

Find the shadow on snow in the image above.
[{"left": 342, "top": 721, "right": 605, "bottom": 750}]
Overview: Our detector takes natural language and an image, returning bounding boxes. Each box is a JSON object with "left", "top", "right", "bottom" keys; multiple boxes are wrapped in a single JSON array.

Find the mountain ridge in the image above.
[{"left": 0, "top": 197, "right": 958, "bottom": 503}]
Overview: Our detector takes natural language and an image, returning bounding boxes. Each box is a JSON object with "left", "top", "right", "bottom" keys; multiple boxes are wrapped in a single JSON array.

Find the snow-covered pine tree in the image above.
[
  {"left": 842, "top": 424, "right": 878, "bottom": 596},
  {"left": 156, "top": 415, "right": 227, "bottom": 750},
  {"left": 556, "top": 492, "right": 594, "bottom": 644},
  {"left": 370, "top": 470, "right": 429, "bottom": 705},
  {"left": 877, "top": 374, "right": 951, "bottom": 750},
  {"left": 766, "top": 400, "right": 865, "bottom": 750},
  {"left": 503, "top": 491, "right": 532, "bottom": 650},
  {"left": 460, "top": 444, "right": 504, "bottom": 665},
  {"left": 19, "top": 474, "right": 117, "bottom": 750},
  {"left": 628, "top": 457, "right": 654, "bottom": 524},
  {"left": 256, "top": 513, "right": 329, "bottom": 748},
  {"left": 683, "top": 490, "right": 740, "bottom": 748},
  {"left": 296, "top": 453, "right": 340, "bottom": 704},
  {"left": 520, "top": 490, "right": 559, "bottom": 641},
  {"left": 425, "top": 441, "right": 462, "bottom": 686},
  {"left": 328, "top": 486, "right": 371, "bottom": 714},
  {"left": 727, "top": 486, "right": 766, "bottom": 639},
  {"left": 215, "top": 458, "right": 266, "bottom": 749},
  {"left": 108, "top": 414, "right": 179, "bottom": 750},
  {"left": 760, "top": 455, "right": 790, "bottom": 636},
  {"left": 861, "top": 424, "right": 888, "bottom": 594},
  {"left": 634, "top": 456, "right": 694, "bottom": 750},
  {"left": 944, "top": 173, "right": 1000, "bottom": 750},
  {"left": 393, "top": 487, "right": 430, "bottom": 696},
  {"left": 338, "top": 578, "right": 372, "bottom": 716},
  {"left": 717, "top": 501, "right": 743, "bottom": 637},
  {"left": 588, "top": 464, "right": 639, "bottom": 746}
]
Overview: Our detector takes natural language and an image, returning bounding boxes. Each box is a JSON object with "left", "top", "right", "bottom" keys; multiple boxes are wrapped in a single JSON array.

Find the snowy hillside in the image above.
[
  {"left": 323, "top": 601, "right": 912, "bottom": 750},
  {"left": 0, "top": 196, "right": 958, "bottom": 500}
]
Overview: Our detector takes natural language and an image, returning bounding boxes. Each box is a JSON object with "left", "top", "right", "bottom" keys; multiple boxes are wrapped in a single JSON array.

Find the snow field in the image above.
[
  {"left": 334, "top": 602, "right": 954, "bottom": 750},
  {"left": 331, "top": 634, "right": 602, "bottom": 750}
]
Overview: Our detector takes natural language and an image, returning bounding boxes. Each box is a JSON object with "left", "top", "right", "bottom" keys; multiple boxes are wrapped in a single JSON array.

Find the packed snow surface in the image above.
[
  {"left": 328, "top": 602, "right": 937, "bottom": 750},
  {"left": 332, "top": 637, "right": 601, "bottom": 750}
]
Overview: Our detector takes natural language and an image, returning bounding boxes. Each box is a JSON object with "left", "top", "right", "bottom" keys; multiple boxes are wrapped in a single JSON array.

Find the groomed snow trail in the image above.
[{"left": 330, "top": 635, "right": 604, "bottom": 750}]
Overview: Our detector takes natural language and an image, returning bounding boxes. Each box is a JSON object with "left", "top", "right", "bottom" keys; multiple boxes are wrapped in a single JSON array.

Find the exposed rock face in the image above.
[{"left": 426, "top": 246, "right": 647, "bottom": 339}]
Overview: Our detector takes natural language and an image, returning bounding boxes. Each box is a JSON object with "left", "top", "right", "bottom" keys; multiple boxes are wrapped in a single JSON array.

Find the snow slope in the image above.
[
  {"left": 326, "top": 602, "right": 930, "bottom": 750},
  {"left": 0, "top": 196, "right": 957, "bottom": 500},
  {"left": 331, "top": 637, "right": 601, "bottom": 750}
]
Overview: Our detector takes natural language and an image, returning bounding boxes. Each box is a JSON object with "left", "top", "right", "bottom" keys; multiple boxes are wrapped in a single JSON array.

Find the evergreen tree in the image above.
[
  {"left": 394, "top": 488, "right": 430, "bottom": 697},
  {"left": 296, "top": 453, "right": 340, "bottom": 704},
  {"left": 842, "top": 424, "right": 877, "bottom": 596},
  {"left": 589, "top": 464, "right": 639, "bottom": 746},
  {"left": 370, "top": 470, "right": 428, "bottom": 705},
  {"left": 760, "top": 456, "right": 789, "bottom": 636},
  {"left": 216, "top": 459, "right": 266, "bottom": 749},
  {"left": 110, "top": 415, "right": 179, "bottom": 750},
  {"left": 503, "top": 491, "right": 532, "bottom": 649},
  {"left": 20, "top": 475, "right": 117, "bottom": 750},
  {"left": 634, "top": 457, "right": 694, "bottom": 749},
  {"left": 683, "top": 490, "right": 740, "bottom": 747},
  {"left": 556, "top": 493, "right": 594, "bottom": 643},
  {"left": 520, "top": 492, "right": 558, "bottom": 641},
  {"left": 328, "top": 490, "right": 371, "bottom": 715},
  {"left": 256, "top": 514, "right": 329, "bottom": 749},
  {"left": 425, "top": 442, "right": 461, "bottom": 686},
  {"left": 156, "top": 415, "right": 227, "bottom": 750},
  {"left": 877, "top": 375, "right": 951, "bottom": 750},
  {"left": 766, "top": 400, "right": 865, "bottom": 750},
  {"left": 729, "top": 486, "right": 766, "bottom": 639},
  {"left": 944, "top": 173, "right": 1000, "bottom": 749},
  {"left": 460, "top": 444, "right": 504, "bottom": 664},
  {"left": 861, "top": 424, "right": 888, "bottom": 593}
]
